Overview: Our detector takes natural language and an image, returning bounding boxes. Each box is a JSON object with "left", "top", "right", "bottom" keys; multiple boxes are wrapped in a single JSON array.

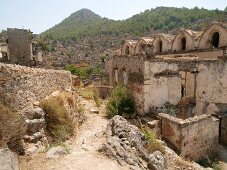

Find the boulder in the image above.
[
  {"left": 0, "top": 147, "right": 18, "bottom": 170},
  {"left": 147, "top": 151, "right": 167, "bottom": 170},
  {"left": 99, "top": 115, "right": 165, "bottom": 170},
  {"left": 47, "top": 146, "right": 67, "bottom": 159}
]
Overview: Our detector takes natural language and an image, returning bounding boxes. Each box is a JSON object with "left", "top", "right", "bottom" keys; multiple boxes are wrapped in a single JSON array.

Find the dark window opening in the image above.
[
  {"left": 181, "top": 37, "right": 186, "bottom": 51},
  {"left": 159, "top": 41, "right": 163, "bottom": 53},
  {"left": 181, "top": 86, "right": 185, "bottom": 98},
  {"left": 125, "top": 46, "right": 129, "bottom": 55},
  {"left": 211, "top": 32, "right": 219, "bottom": 48}
]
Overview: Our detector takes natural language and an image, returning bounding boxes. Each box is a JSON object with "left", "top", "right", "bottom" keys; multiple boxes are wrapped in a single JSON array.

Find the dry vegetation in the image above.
[
  {"left": 40, "top": 93, "right": 76, "bottom": 143},
  {"left": 141, "top": 127, "right": 165, "bottom": 154},
  {"left": 79, "top": 86, "right": 101, "bottom": 107},
  {"left": 0, "top": 102, "right": 26, "bottom": 155}
]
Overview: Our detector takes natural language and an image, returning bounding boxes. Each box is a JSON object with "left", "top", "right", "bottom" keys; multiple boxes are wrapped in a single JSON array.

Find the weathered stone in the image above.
[
  {"left": 26, "top": 146, "right": 38, "bottom": 155},
  {"left": 0, "top": 147, "right": 18, "bottom": 170},
  {"left": 26, "top": 118, "right": 45, "bottom": 134},
  {"left": 90, "top": 107, "right": 99, "bottom": 114},
  {"left": 99, "top": 115, "right": 165, "bottom": 170},
  {"left": 147, "top": 151, "right": 167, "bottom": 170},
  {"left": 23, "top": 107, "right": 45, "bottom": 120},
  {"left": 47, "top": 146, "right": 68, "bottom": 159}
]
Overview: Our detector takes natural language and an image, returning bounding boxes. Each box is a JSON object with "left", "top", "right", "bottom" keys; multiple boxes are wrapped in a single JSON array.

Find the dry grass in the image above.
[
  {"left": 141, "top": 127, "right": 165, "bottom": 154},
  {"left": 40, "top": 96, "right": 74, "bottom": 142},
  {"left": 0, "top": 102, "right": 26, "bottom": 155},
  {"left": 79, "top": 87, "right": 101, "bottom": 108}
]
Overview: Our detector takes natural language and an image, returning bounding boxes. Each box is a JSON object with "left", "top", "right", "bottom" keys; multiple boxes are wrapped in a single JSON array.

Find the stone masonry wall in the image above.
[
  {"left": 7, "top": 28, "right": 31, "bottom": 66},
  {"left": 159, "top": 113, "right": 219, "bottom": 161},
  {"left": 0, "top": 63, "right": 72, "bottom": 111}
]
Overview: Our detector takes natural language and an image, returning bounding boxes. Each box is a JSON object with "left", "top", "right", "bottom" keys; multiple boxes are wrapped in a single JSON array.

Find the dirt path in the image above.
[{"left": 20, "top": 98, "right": 127, "bottom": 170}]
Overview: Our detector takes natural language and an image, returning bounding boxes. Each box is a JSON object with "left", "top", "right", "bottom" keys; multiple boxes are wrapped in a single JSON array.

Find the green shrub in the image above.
[
  {"left": 106, "top": 84, "right": 135, "bottom": 118},
  {"left": 40, "top": 97, "right": 74, "bottom": 142},
  {"left": 141, "top": 127, "right": 165, "bottom": 154}
]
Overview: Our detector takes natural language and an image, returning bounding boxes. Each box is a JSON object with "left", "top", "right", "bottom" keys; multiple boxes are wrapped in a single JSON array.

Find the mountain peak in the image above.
[{"left": 70, "top": 8, "right": 101, "bottom": 20}]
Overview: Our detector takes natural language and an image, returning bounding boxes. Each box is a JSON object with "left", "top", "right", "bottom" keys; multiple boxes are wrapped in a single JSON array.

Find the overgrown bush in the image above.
[
  {"left": 141, "top": 127, "right": 165, "bottom": 154},
  {"left": 106, "top": 84, "right": 135, "bottom": 118},
  {"left": 0, "top": 102, "right": 26, "bottom": 155},
  {"left": 40, "top": 97, "right": 74, "bottom": 142}
]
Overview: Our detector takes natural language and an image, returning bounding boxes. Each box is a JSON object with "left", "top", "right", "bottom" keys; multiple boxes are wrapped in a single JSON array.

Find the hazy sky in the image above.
[{"left": 1, "top": 0, "right": 226, "bottom": 34}]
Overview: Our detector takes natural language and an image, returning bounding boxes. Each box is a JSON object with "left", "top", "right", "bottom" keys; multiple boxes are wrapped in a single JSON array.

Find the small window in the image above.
[
  {"left": 125, "top": 46, "right": 129, "bottom": 55},
  {"left": 181, "top": 86, "right": 185, "bottom": 98},
  {"left": 159, "top": 41, "right": 163, "bottom": 53},
  {"left": 211, "top": 32, "right": 219, "bottom": 48},
  {"left": 181, "top": 37, "right": 186, "bottom": 51}
]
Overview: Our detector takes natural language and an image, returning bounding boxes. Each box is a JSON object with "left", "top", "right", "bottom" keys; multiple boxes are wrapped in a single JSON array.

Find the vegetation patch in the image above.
[
  {"left": 79, "top": 87, "right": 101, "bottom": 107},
  {"left": 198, "top": 157, "right": 222, "bottom": 170},
  {"left": 141, "top": 127, "right": 165, "bottom": 154},
  {"left": 106, "top": 84, "right": 135, "bottom": 118},
  {"left": 65, "top": 64, "right": 104, "bottom": 79},
  {"left": 40, "top": 96, "right": 74, "bottom": 142},
  {"left": 0, "top": 102, "right": 26, "bottom": 155}
]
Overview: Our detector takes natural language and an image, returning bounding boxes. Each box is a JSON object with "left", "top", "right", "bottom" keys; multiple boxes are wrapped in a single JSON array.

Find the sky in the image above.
[{"left": 0, "top": 0, "right": 226, "bottom": 34}]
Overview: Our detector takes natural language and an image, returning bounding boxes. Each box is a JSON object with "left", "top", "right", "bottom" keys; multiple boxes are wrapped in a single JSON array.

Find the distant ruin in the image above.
[
  {"left": 110, "top": 21, "right": 227, "bottom": 159},
  {"left": 0, "top": 28, "right": 43, "bottom": 67}
]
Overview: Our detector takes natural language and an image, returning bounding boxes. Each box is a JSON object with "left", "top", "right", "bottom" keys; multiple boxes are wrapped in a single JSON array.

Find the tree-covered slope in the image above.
[{"left": 42, "top": 7, "right": 227, "bottom": 41}]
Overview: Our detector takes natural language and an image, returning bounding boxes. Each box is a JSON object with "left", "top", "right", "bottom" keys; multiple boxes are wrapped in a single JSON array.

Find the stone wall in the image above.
[
  {"left": 7, "top": 28, "right": 31, "bottom": 66},
  {"left": 159, "top": 113, "right": 219, "bottom": 161},
  {"left": 0, "top": 63, "right": 72, "bottom": 111}
]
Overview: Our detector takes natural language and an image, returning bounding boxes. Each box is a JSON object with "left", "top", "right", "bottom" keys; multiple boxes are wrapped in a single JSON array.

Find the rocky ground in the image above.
[{"left": 19, "top": 95, "right": 213, "bottom": 170}]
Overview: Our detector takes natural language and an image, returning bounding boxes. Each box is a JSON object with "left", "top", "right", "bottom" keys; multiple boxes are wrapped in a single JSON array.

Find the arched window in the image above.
[
  {"left": 211, "top": 32, "right": 219, "bottom": 48},
  {"left": 125, "top": 46, "right": 129, "bottom": 55},
  {"left": 159, "top": 41, "right": 163, "bottom": 53},
  {"left": 181, "top": 37, "right": 186, "bottom": 51}
]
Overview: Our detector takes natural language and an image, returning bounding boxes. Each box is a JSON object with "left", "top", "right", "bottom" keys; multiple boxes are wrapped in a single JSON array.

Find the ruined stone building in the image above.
[
  {"left": 0, "top": 28, "right": 43, "bottom": 66},
  {"left": 109, "top": 22, "right": 227, "bottom": 159}
]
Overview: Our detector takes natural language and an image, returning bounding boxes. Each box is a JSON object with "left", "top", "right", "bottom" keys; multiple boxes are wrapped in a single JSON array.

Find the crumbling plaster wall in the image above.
[
  {"left": 110, "top": 55, "right": 145, "bottom": 114},
  {"left": 143, "top": 61, "right": 181, "bottom": 113},
  {"left": 159, "top": 113, "right": 219, "bottom": 161},
  {"left": 0, "top": 63, "right": 72, "bottom": 111},
  {"left": 195, "top": 60, "right": 227, "bottom": 115}
]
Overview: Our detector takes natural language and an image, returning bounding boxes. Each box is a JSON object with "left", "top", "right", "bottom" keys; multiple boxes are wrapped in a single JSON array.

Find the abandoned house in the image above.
[
  {"left": 109, "top": 21, "right": 227, "bottom": 160},
  {"left": 0, "top": 28, "right": 43, "bottom": 66}
]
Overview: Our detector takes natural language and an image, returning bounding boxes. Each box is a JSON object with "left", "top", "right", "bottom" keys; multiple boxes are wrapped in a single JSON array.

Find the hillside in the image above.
[{"left": 42, "top": 7, "right": 227, "bottom": 41}]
